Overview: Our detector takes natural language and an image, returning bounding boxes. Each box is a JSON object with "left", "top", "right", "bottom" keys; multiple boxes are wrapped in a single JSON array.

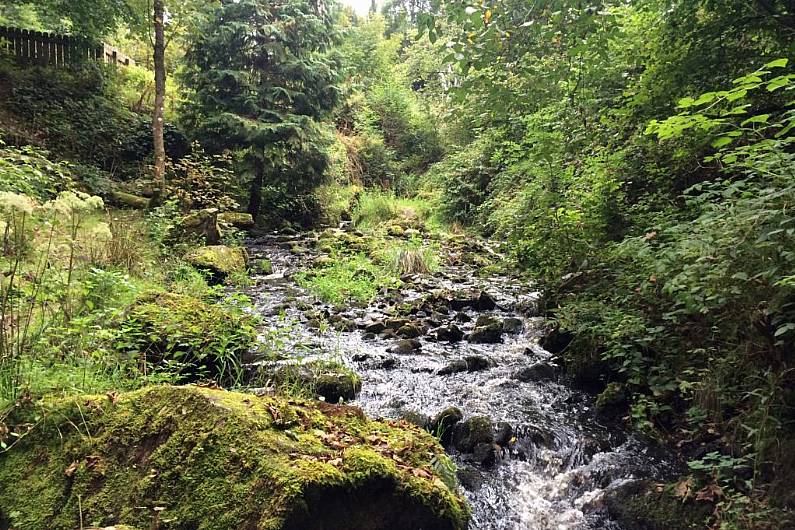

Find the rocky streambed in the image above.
[{"left": 243, "top": 227, "right": 681, "bottom": 530}]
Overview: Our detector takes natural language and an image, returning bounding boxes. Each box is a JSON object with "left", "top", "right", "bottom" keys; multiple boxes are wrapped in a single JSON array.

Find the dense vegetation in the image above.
[{"left": 0, "top": 0, "right": 794, "bottom": 528}]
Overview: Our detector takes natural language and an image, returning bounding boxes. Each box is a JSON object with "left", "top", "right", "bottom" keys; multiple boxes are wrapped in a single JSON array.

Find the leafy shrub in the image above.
[
  {"left": 167, "top": 144, "right": 240, "bottom": 212},
  {"left": 0, "top": 143, "right": 74, "bottom": 200}
]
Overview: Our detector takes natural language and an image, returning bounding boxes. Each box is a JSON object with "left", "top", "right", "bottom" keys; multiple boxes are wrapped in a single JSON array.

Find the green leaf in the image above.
[
  {"left": 741, "top": 114, "right": 770, "bottom": 126},
  {"left": 677, "top": 97, "right": 695, "bottom": 108},
  {"left": 764, "top": 58, "right": 788, "bottom": 69},
  {"left": 711, "top": 136, "right": 734, "bottom": 148}
]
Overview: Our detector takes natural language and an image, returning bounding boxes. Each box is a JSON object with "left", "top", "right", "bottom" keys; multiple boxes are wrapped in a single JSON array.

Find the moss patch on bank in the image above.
[{"left": 0, "top": 385, "right": 469, "bottom": 530}]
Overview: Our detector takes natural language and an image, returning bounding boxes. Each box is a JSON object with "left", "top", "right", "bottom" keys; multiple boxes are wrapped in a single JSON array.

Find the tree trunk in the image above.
[
  {"left": 248, "top": 158, "right": 264, "bottom": 221},
  {"left": 150, "top": 0, "right": 166, "bottom": 208}
]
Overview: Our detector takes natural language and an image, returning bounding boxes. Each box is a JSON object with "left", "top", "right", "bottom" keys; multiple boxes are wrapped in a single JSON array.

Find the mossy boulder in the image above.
[
  {"left": 0, "top": 385, "right": 469, "bottom": 530},
  {"left": 604, "top": 480, "right": 711, "bottom": 530},
  {"left": 185, "top": 245, "right": 248, "bottom": 282},
  {"left": 118, "top": 292, "right": 257, "bottom": 382},
  {"left": 218, "top": 211, "right": 255, "bottom": 228}
]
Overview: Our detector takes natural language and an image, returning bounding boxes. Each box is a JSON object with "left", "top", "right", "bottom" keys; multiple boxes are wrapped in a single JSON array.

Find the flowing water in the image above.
[{"left": 243, "top": 228, "right": 678, "bottom": 530}]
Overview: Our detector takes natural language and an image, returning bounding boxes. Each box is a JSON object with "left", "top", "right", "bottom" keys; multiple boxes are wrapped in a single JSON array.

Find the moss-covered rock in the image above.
[
  {"left": 0, "top": 385, "right": 469, "bottom": 530},
  {"left": 218, "top": 211, "right": 255, "bottom": 228},
  {"left": 596, "top": 382, "right": 627, "bottom": 413},
  {"left": 604, "top": 480, "right": 711, "bottom": 530},
  {"left": 118, "top": 292, "right": 257, "bottom": 382},
  {"left": 185, "top": 245, "right": 248, "bottom": 282}
]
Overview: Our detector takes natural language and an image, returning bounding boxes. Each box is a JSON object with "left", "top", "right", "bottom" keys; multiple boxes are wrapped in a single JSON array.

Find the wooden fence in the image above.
[{"left": 0, "top": 26, "right": 135, "bottom": 67}]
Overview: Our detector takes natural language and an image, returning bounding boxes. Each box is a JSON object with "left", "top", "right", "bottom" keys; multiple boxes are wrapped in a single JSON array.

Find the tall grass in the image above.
[{"left": 352, "top": 190, "right": 435, "bottom": 229}]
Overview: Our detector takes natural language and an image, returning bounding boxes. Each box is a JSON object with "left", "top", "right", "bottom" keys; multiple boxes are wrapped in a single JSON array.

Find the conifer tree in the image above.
[{"left": 181, "top": 0, "right": 340, "bottom": 220}]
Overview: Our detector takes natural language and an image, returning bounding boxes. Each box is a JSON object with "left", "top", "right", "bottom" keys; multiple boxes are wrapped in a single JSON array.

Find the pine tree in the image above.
[{"left": 181, "top": 0, "right": 340, "bottom": 221}]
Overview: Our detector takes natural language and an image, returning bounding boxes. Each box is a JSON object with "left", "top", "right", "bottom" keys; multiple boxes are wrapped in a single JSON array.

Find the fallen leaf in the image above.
[{"left": 64, "top": 460, "right": 79, "bottom": 478}]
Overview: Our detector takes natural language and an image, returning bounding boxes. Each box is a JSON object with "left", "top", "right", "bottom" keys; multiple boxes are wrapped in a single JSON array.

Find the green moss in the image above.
[
  {"left": 217, "top": 212, "right": 255, "bottom": 228},
  {"left": 0, "top": 386, "right": 469, "bottom": 530},
  {"left": 118, "top": 292, "right": 257, "bottom": 382},
  {"left": 604, "top": 480, "right": 711, "bottom": 530},
  {"left": 185, "top": 245, "right": 248, "bottom": 279},
  {"left": 596, "top": 382, "right": 627, "bottom": 411}
]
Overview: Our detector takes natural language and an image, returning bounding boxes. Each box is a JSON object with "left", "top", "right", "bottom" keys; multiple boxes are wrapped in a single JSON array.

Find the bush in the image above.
[{"left": 0, "top": 144, "right": 74, "bottom": 200}]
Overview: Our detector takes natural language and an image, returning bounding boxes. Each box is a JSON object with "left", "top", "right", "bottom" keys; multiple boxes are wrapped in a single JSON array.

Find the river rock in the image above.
[
  {"left": 455, "top": 312, "right": 472, "bottom": 323},
  {"left": 430, "top": 407, "right": 463, "bottom": 445},
  {"left": 464, "top": 355, "right": 493, "bottom": 372},
  {"left": 433, "top": 324, "right": 464, "bottom": 343},
  {"left": 268, "top": 362, "right": 362, "bottom": 402},
  {"left": 438, "top": 359, "right": 468, "bottom": 375},
  {"left": 332, "top": 318, "right": 356, "bottom": 332},
  {"left": 385, "top": 318, "right": 411, "bottom": 330},
  {"left": 390, "top": 339, "right": 422, "bottom": 354},
  {"left": 452, "top": 416, "right": 494, "bottom": 453},
  {"left": 364, "top": 321, "right": 386, "bottom": 334},
  {"left": 397, "top": 324, "right": 422, "bottom": 339},
  {"left": 512, "top": 362, "right": 558, "bottom": 382},
  {"left": 502, "top": 317, "right": 524, "bottom": 334},
  {"left": 0, "top": 386, "right": 469, "bottom": 530},
  {"left": 494, "top": 422, "right": 513, "bottom": 446},
  {"left": 185, "top": 245, "right": 248, "bottom": 282},
  {"left": 380, "top": 356, "right": 399, "bottom": 369},
  {"left": 475, "top": 291, "right": 498, "bottom": 311},
  {"left": 456, "top": 467, "right": 485, "bottom": 491},
  {"left": 217, "top": 211, "right": 255, "bottom": 228},
  {"left": 401, "top": 411, "right": 431, "bottom": 429},
  {"left": 604, "top": 479, "right": 712, "bottom": 530},
  {"left": 468, "top": 317, "right": 503, "bottom": 344},
  {"left": 472, "top": 443, "right": 498, "bottom": 468}
]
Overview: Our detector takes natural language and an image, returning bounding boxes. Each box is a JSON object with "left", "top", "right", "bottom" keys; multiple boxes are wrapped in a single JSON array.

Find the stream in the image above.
[{"left": 242, "top": 227, "right": 678, "bottom": 530}]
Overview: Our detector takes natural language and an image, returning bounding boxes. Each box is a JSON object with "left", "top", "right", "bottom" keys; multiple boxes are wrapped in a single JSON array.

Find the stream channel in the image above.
[{"left": 241, "top": 226, "right": 678, "bottom": 530}]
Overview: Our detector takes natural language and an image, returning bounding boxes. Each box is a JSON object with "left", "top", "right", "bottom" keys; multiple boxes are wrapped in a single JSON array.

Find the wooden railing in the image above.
[{"left": 0, "top": 26, "right": 135, "bottom": 67}]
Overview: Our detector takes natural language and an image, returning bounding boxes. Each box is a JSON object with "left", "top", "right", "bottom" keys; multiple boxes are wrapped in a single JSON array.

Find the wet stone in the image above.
[
  {"left": 475, "top": 291, "right": 498, "bottom": 311},
  {"left": 389, "top": 339, "right": 422, "bottom": 354},
  {"left": 379, "top": 356, "right": 399, "bottom": 369},
  {"left": 433, "top": 324, "right": 464, "bottom": 343},
  {"left": 464, "top": 355, "right": 493, "bottom": 372},
  {"left": 452, "top": 416, "right": 494, "bottom": 453},
  {"left": 472, "top": 442, "right": 499, "bottom": 468},
  {"left": 364, "top": 321, "right": 386, "bottom": 334},
  {"left": 430, "top": 407, "right": 463, "bottom": 446},
  {"left": 455, "top": 312, "right": 472, "bottom": 323},
  {"left": 437, "top": 359, "right": 468, "bottom": 375},
  {"left": 397, "top": 324, "right": 422, "bottom": 339},
  {"left": 401, "top": 411, "right": 431, "bottom": 429},
  {"left": 512, "top": 362, "right": 558, "bottom": 382},
  {"left": 502, "top": 317, "right": 524, "bottom": 334},
  {"left": 468, "top": 323, "right": 503, "bottom": 344},
  {"left": 456, "top": 467, "right": 486, "bottom": 491},
  {"left": 494, "top": 421, "right": 513, "bottom": 446}
]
